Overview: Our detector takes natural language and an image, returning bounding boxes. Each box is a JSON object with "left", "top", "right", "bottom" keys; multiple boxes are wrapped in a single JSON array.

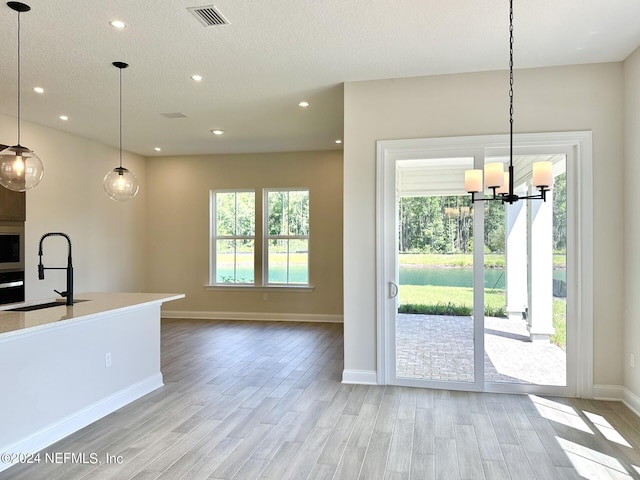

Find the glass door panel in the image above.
[
  {"left": 393, "top": 157, "right": 480, "bottom": 388},
  {"left": 483, "top": 154, "right": 567, "bottom": 387}
]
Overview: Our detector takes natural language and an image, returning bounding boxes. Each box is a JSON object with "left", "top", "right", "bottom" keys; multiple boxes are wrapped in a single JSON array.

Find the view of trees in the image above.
[
  {"left": 267, "top": 190, "right": 309, "bottom": 237},
  {"left": 398, "top": 195, "right": 504, "bottom": 254},
  {"left": 398, "top": 172, "right": 567, "bottom": 254},
  {"left": 216, "top": 191, "right": 255, "bottom": 238},
  {"left": 552, "top": 173, "right": 567, "bottom": 253}
]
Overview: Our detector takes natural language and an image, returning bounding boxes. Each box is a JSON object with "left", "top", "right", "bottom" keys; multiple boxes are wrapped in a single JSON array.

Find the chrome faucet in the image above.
[{"left": 38, "top": 232, "right": 73, "bottom": 306}]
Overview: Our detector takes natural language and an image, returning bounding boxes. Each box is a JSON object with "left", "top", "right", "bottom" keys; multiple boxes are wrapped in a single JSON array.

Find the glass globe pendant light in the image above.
[
  {"left": 0, "top": 2, "right": 44, "bottom": 192},
  {"left": 103, "top": 61, "right": 139, "bottom": 202}
]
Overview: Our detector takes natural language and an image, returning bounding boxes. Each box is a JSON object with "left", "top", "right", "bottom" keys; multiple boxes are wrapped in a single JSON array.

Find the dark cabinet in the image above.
[{"left": 0, "top": 187, "right": 26, "bottom": 221}]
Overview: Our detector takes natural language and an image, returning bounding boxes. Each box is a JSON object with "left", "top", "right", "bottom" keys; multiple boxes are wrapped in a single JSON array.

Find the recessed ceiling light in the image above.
[
  {"left": 298, "top": 101, "right": 309, "bottom": 107},
  {"left": 191, "top": 74, "right": 203, "bottom": 82},
  {"left": 154, "top": 147, "right": 162, "bottom": 152},
  {"left": 335, "top": 140, "right": 342, "bottom": 144},
  {"left": 110, "top": 20, "right": 126, "bottom": 29},
  {"left": 211, "top": 129, "right": 224, "bottom": 135},
  {"left": 33, "top": 86, "right": 44, "bottom": 94},
  {"left": 59, "top": 115, "right": 68, "bottom": 121}
]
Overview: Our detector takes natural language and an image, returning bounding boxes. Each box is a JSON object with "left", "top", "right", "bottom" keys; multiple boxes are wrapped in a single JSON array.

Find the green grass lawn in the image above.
[
  {"left": 552, "top": 299, "right": 566, "bottom": 350},
  {"left": 399, "top": 284, "right": 566, "bottom": 350},
  {"left": 399, "top": 285, "right": 506, "bottom": 316}
]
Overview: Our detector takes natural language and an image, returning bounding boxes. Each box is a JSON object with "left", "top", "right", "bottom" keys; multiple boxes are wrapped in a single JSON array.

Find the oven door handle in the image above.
[{"left": 0, "top": 281, "right": 24, "bottom": 289}]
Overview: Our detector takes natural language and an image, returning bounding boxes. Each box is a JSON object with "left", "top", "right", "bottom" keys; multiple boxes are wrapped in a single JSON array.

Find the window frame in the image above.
[
  {"left": 262, "top": 187, "right": 310, "bottom": 286},
  {"left": 209, "top": 189, "right": 256, "bottom": 286}
]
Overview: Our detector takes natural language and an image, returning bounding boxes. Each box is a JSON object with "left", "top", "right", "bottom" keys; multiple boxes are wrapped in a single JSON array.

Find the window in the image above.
[
  {"left": 210, "top": 190, "right": 255, "bottom": 284},
  {"left": 264, "top": 189, "right": 309, "bottom": 285},
  {"left": 210, "top": 188, "right": 310, "bottom": 287}
]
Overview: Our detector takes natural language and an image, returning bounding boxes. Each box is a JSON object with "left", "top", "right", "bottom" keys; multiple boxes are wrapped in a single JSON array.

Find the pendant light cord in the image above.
[
  {"left": 119, "top": 67, "right": 123, "bottom": 169},
  {"left": 16, "top": 9, "right": 22, "bottom": 145}
]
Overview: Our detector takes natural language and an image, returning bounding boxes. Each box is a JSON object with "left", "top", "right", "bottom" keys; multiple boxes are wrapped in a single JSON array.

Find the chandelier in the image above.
[{"left": 464, "top": 0, "right": 553, "bottom": 204}]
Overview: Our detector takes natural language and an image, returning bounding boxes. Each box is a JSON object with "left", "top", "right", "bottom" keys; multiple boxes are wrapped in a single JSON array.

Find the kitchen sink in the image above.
[{"left": 8, "top": 299, "right": 90, "bottom": 312}]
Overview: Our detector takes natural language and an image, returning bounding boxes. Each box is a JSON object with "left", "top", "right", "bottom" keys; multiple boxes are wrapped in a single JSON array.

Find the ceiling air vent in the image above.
[
  {"left": 188, "top": 5, "right": 229, "bottom": 27},
  {"left": 161, "top": 112, "right": 188, "bottom": 119}
]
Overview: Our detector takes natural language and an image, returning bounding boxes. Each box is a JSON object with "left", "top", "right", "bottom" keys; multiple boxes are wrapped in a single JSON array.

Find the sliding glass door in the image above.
[
  {"left": 377, "top": 134, "right": 582, "bottom": 397},
  {"left": 383, "top": 154, "right": 485, "bottom": 392}
]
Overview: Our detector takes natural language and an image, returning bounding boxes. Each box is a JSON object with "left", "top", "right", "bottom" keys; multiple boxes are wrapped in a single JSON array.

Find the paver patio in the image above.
[{"left": 396, "top": 313, "right": 566, "bottom": 385}]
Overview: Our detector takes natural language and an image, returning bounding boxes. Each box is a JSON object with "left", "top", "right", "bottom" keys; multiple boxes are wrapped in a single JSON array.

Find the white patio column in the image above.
[
  {"left": 505, "top": 200, "right": 528, "bottom": 322},
  {"left": 527, "top": 187, "right": 554, "bottom": 342}
]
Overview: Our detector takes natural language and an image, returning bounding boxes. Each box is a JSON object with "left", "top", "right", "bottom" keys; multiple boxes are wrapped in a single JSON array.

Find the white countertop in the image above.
[{"left": 0, "top": 292, "right": 185, "bottom": 338}]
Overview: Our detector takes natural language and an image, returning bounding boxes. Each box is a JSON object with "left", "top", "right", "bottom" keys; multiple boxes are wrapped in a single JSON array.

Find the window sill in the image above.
[{"left": 203, "top": 284, "right": 314, "bottom": 293}]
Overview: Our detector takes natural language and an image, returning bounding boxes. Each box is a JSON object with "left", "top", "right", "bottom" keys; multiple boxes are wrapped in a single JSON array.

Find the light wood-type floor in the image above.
[{"left": 4, "top": 319, "right": 640, "bottom": 479}]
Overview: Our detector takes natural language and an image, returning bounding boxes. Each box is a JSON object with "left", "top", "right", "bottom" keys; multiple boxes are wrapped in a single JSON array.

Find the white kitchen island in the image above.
[{"left": 0, "top": 292, "right": 184, "bottom": 472}]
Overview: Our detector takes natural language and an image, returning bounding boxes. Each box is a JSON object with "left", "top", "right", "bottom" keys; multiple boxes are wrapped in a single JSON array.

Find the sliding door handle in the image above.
[{"left": 389, "top": 282, "right": 399, "bottom": 299}]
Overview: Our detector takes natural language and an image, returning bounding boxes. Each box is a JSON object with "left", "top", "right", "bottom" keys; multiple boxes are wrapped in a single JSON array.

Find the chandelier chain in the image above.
[{"left": 509, "top": 0, "right": 514, "bottom": 165}]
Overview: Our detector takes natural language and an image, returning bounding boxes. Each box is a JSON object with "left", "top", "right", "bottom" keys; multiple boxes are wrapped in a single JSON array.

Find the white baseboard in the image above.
[
  {"left": 162, "top": 310, "right": 343, "bottom": 323},
  {"left": 592, "top": 384, "right": 624, "bottom": 401},
  {"left": 0, "top": 374, "right": 163, "bottom": 473},
  {"left": 623, "top": 387, "right": 640, "bottom": 418},
  {"left": 592, "top": 384, "right": 640, "bottom": 419},
  {"left": 342, "top": 369, "right": 378, "bottom": 385}
]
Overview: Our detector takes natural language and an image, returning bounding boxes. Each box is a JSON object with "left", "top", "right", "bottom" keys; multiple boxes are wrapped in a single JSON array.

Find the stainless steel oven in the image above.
[
  {"left": 0, "top": 225, "right": 24, "bottom": 305},
  {"left": 0, "top": 224, "right": 24, "bottom": 272},
  {"left": 0, "top": 270, "right": 24, "bottom": 305}
]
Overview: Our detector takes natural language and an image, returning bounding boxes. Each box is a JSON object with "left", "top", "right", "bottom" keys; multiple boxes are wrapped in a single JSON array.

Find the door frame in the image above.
[{"left": 375, "top": 131, "right": 593, "bottom": 397}]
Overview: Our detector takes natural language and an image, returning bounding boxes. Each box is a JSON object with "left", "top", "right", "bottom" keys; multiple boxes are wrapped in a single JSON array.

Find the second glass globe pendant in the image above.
[{"left": 103, "top": 61, "right": 139, "bottom": 202}]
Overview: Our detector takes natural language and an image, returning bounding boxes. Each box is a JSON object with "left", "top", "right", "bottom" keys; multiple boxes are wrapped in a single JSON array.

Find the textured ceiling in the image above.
[{"left": 1, "top": 0, "right": 640, "bottom": 157}]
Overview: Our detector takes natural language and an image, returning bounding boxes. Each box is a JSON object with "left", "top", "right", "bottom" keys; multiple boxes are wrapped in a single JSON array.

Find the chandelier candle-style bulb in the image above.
[
  {"left": 495, "top": 172, "right": 510, "bottom": 195},
  {"left": 464, "top": 169, "right": 483, "bottom": 193},
  {"left": 484, "top": 163, "right": 505, "bottom": 189},
  {"left": 532, "top": 161, "right": 553, "bottom": 189}
]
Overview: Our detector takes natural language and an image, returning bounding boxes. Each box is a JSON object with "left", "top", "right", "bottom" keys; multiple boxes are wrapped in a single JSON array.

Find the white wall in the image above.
[
  {"left": 344, "top": 63, "right": 625, "bottom": 387},
  {"left": 0, "top": 114, "right": 147, "bottom": 298},
  {"left": 624, "top": 48, "right": 640, "bottom": 400},
  {"left": 0, "top": 302, "right": 163, "bottom": 471}
]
